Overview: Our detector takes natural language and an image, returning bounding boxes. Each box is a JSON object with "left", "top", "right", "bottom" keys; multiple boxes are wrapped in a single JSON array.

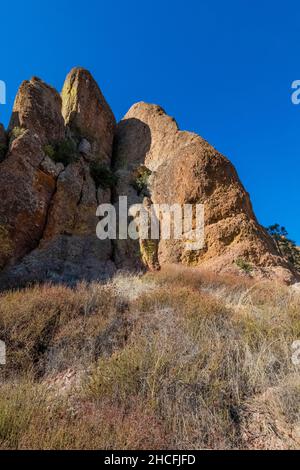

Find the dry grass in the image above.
[
  {"left": 0, "top": 382, "right": 166, "bottom": 450},
  {"left": 0, "top": 267, "right": 299, "bottom": 449},
  {"left": 0, "top": 282, "right": 126, "bottom": 377}
]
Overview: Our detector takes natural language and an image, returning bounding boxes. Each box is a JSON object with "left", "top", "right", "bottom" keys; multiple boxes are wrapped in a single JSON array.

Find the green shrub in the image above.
[
  {"left": 43, "top": 139, "right": 79, "bottom": 166},
  {"left": 267, "top": 224, "right": 300, "bottom": 272},
  {"left": 9, "top": 127, "right": 25, "bottom": 143},
  {"left": 131, "top": 165, "right": 152, "bottom": 195},
  {"left": 53, "top": 139, "right": 79, "bottom": 166},
  {"left": 235, "top": 258, "right": 253, "bottom": 274},
  {"left": 43, "top": 144, "right": 55, "bottom": 159},
  {"left": 90, "top": 161, "right": 118, "bottom": 189}
]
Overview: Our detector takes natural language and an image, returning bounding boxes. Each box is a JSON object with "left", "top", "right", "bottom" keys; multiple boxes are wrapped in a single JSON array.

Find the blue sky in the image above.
[{"left": 1, "top": 0, "right": 300, "bottom": 242}]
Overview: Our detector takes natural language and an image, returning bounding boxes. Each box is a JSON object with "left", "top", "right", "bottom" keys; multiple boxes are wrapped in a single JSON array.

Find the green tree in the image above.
[{"left": 266, "top": 224, "right": 300, "bottom": 271}]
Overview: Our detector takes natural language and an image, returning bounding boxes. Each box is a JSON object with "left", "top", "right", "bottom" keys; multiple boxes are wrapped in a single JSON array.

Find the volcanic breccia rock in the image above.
[
  {"left": 114, "top": 102, "right": 296, "bottom": 282},
  {"left": 0, "top": 68, "right": 116, "bottom": 289},
  {"left": 0, "top": 67, "right": 297, "bottom": 288},
  {"left": 8, "top": 77, "right": 65, "bottom": 145},
  {"left": 61, "top": 67, "right": 116, "bottom": 164}
]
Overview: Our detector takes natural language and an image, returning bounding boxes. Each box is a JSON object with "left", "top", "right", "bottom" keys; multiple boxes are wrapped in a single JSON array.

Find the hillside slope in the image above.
[{"left": 0, "top": 268, "right": 299, "bottom": 449}]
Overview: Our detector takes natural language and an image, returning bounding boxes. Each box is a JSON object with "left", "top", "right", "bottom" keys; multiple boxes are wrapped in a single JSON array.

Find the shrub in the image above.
[
  {"left": 43, "top": 144, "right": 55, "bottom": 160},
  {"left": 0, "top": 283, "right": 121, "bottom": 377},
  {"left": 9, "top": 126, "right": 25, "bottom": 143},
  {"left": 131, "top": 165, "right": 151, "bottom": 195},
  {"left": 267, "top": 224, "right": 300, "bottom": 272},
  {"left": 0, "top": 380, "right": 167, "bottom": 450},
  {"left": 90, "top": 161, "right": 118, "bottom": 189},
  {"left": 1, "top": 268, "right": 300, "bottom": 449},
  {"left": 0, "top": 379, "right": 47, "bottom": 449},
  {"left": 50, "top": 139, "right": 79, "bottom": 166},
  {"left": 235, "top": 257, "right": 253, "bottom": 274}
]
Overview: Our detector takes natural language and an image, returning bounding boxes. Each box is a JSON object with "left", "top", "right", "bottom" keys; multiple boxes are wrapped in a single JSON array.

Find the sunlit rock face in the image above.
[{"left": 0, "top": 70, "right": 298, "bottom": 289}]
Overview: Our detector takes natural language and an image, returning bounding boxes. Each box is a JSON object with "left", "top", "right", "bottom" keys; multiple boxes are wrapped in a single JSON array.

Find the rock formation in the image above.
[
  {"left": 0, "top": 130, "right": 55, "bottom": 271},
  {"left": 0, "top": 69, "right": 298, "bottom": 289},
  {"left": 114, "top": 103, "right": 298, "bottom": 283},
  {"left": 61, "top": 67, "right": 116, "bottom": 164},
  {"left": 8, "top": 77, "right": 65, "bottom": 145},
  {"left": 0, "top": 75, "right": 65, "bottom": 277},
  {"left": 0, "top": 68, "right": 116, "bottom": 289}
]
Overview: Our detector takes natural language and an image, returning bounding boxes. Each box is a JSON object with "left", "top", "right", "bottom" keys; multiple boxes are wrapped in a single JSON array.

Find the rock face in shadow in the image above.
[
  {"left": 113, "top": 102, "right": 297, "bottom": 283},
  {"left": 112, "top": 117, "right": 152, "bottom": 271},
  {"left": 0, "top": 124, "right": 7, "bottom": 162},
  {"left": 0, "top": 124, "right": 6, "bottom": 145},
  {"left": 0, "top": 69, "right": 116, "bottom": 289}
]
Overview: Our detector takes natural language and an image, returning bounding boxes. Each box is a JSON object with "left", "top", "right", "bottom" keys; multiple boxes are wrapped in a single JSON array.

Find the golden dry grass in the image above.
[{"left": 0, "top": 268, "right": 299, "bottom": 449}]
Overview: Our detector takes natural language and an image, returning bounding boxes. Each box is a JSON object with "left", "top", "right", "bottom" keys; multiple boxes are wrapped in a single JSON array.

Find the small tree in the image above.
[{"left": 266, "top": 224, "right": 300, "bottom": 271}]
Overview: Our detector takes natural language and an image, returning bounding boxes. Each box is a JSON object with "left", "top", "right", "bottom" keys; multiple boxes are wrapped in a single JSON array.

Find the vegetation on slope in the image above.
[
  {"left": 267, "top": 224, "right": 300, "bottom": 272},
  {"left": 0, "top": 268, "right": 299, "bottom": 449}
]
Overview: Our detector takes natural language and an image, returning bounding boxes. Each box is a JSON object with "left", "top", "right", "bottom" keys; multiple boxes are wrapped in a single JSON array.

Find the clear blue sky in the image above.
[{"left": 1, "top": 0, "right": 300, "bottom": 242}]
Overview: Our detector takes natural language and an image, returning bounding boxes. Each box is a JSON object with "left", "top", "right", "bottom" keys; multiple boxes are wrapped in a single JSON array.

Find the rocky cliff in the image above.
[
  {"left": 0, "top": 68, "right": 297, "bottom": 289},
  {"left": 113, "top": 102, "right": 297, "bottom": 283}
]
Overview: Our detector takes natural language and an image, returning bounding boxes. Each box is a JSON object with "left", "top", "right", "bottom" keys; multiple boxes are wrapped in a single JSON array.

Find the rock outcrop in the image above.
[
  {"left": 0, "top": 130, "right": 55, "bottom": 271},
  {"left": 0, "top": 70, "right": 298, "bottom": 289},
  {"left": 0, "top": 79, "right": 66, "bottom": 277},
  {"left": 61, "top": 67, "right": 116, "bottom": 164},
  {"left": 0, "top": 68, "right": 116, "bottom": 289},
  {"left": 8, "top": 77, "right": 65, "bottom": 145},
  {"left": 114, "top": 102, "right": 297, "bottom": 283}
]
